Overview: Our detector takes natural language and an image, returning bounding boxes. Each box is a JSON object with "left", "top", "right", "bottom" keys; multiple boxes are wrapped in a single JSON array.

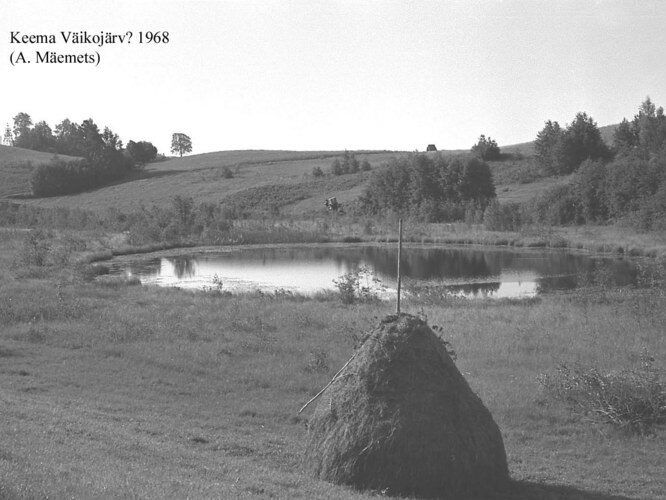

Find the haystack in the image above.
[{"left": 304, "top": 314, "right": 508, "bottom": 498}]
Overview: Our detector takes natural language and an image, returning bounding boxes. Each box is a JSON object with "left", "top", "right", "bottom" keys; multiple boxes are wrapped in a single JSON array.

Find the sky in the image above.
[{"left": 2, "top": 0, "right": 665, "bottom": 155}]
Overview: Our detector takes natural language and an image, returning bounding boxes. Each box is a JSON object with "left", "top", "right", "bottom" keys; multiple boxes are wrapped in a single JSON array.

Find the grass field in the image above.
[
  {"left": 0, "top": 147, "right": 405, "bottom": 210},
  {"left": 0, "top": 143, "right": 566, "bottom": 214},
  {"left": 0, "top": 229, "right": 664, "bottom": 499}
]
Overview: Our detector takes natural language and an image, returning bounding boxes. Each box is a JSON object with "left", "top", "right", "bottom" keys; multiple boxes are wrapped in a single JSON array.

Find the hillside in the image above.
[
  {"left": 0, "top": 145, "right": 80, "bottom": 198},
  {"left": 0, "top": 125, "right": 620, "bottom": 213},
  {"left": 0, "top": 148, "right": 407, "bottom": 212},
  {"left": 147, "top": 150, "right": 390, "bottom": 172}
]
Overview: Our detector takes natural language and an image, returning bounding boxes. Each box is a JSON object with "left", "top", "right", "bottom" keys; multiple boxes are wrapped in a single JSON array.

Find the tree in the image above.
[
  {"left": 535, "top": 120, "right": 567, "bottom": 175},
  {"left": 78, "top": 118, "right": 104, "bottom": 159},
  {"left": 171, "top": 133, "right": 192, "bottom": 157},
  {"left": 342, "top": 151, "right": 360, "bottom": 173},
  {"left": 471, "top": 135, "right": 501, "bottom": 161},
  {"left": 613, "top": 118, "right": 638, "bottom": 153},
  {"left": 126, "top": 140, "right": 158, "bottom": 165},
  {"left": 31, "top": 121, "right": 56, "bottom": 152},
  {"left": 633, "top": 96, "right": 666, "bottom": 156},
  {"left": 101, "top": 127, "right": 123, "bottom": 152},
  {"left": 573, "top": 159, "right": 608, "bottom": 223},
  {"left": 535, "top": 114, "right": 609, "bottom": 175},
  {"left": 3, "top": 123, "right": 13, "bottom": 146},
  {"left": 12, "top": 112, "right": 33, "bottom": 148},
  {"left": 561, "top": 112, "right": 610, "bottom": 171},
  {"left": 54, "top": 118, "right": 82, "bottom": 156},
  {"left": 330, "top": 158, "right": 343, "bottom": 175},
  {"left": 459, "top": 157, "right": 496, "bottom": 202}
]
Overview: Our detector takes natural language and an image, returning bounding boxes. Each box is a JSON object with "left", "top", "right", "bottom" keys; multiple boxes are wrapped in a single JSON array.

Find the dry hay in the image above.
[{"left": 304, "top": 313, "right": 508, "bottom": 498}]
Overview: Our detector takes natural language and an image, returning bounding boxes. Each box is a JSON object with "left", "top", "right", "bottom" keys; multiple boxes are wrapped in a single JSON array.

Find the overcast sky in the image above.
[{"left": 2, "top": 0, "right": 665, "bottom": 155}]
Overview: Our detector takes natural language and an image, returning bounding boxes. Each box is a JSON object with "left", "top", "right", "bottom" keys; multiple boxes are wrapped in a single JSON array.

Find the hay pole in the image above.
[
  {"left": 396, "top": 218, "right": 403, "bottom": 314},
  {"left": 298, "top": 350, "right": 360, "bottom": 415}
]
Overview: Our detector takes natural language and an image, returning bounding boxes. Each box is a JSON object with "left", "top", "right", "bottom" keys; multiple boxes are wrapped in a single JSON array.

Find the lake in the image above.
[{"left": 107, "top": 244, "right": 640, "bottom": 299}]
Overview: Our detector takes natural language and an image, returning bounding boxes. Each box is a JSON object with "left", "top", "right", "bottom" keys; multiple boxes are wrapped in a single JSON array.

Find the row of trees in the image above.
[
  {"left": 535, "top": 112, "right": 611, "bottom": 175},
  {"left": 359, "top": 154, "right": 495, "bottom": 221},
  {"left": 330, "top": 151, "right": 371, "bottom": 175},
  {"left": 485, "top": 98, "right": 666, "bottom": 230},
  {"left": 6, "top": 113, "right": 159, "bottom": 165},
  {"left": 4, "top": 113, "right": 148, "bottom": 196},
  {"left": 3, "top": 113, "right": 173, "bottom": 196},
  {"left": 6, "top": 113, "right": 156, "bottom": 165},
  {"left": 5, "top": 114, "right": 193, "bottom": 162}
]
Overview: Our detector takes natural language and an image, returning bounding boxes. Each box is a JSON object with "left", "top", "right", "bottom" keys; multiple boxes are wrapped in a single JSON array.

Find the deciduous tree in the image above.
[
  {"left": 471, "top": 135, "right": 501, "bottom": 161},
  {"left": 171, "top": 133, "right": 192, "bottom": 157},
  {"left": 126, "top": 140, "right": 158, "bottom": 165}
]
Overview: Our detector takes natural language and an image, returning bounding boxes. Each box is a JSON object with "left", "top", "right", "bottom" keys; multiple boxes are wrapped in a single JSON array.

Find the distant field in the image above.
[
  {"left": 0, "top": 145, "right": 80, "bottom": 198},
  {"left": 148, "top": 150, "right": 396, "bottom": 173},
  {"left": 0, "top": 139, "right": 588, "bottom": 213},
  {"left": 0, "top": 148, "right": 407, "bottom": 212}
]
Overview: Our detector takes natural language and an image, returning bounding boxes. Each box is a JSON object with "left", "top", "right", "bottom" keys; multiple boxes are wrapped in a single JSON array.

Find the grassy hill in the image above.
[
  {"left": 0, "top": 125, "right": 620, "bottom": 214},
  {"left": 0, "top": 144, "right": 565, "bottom": 213},
  {"left": 0, "top": 145, "right": 80, "bottom": 198},
  {"left": 0, "top": 147, "right": 407, "bottom": 212}
]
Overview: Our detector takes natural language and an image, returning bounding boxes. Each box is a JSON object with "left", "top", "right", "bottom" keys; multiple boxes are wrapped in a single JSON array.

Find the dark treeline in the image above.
[
  {"left": 534, "top": 112, "right": 612, "bottom": 176},
  {"left": 359, "top": 154, "right": 495, "bottom": 222},
  {"left": 531, "top": 98, "right": 666, "bottom": 229},
  {"left": 5, "top": 112, "right": 156, "bottom": 196},
  {"left": 485, "top": 97, "right": 666, "bottom": 231}
]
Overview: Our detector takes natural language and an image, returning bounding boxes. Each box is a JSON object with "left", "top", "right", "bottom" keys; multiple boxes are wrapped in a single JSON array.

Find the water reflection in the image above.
[{"left": 112, "top": 244, "right": 641, "bottom": 299}]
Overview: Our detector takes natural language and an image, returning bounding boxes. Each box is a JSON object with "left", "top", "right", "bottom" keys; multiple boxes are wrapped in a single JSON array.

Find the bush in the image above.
[
  {"left": 333, "top": 266, "right": 383, "bottom": 304},
  {"left": 483, "top": 200, "right": 525, "bottom": 231},
  {"left": 30, "top": 152, "right": 135, "bottom": 197},
  {"left": 126, "top": 140, "right": 157, "bottom": 165},
  {"left": 530, "top": 184, "right": 578, "bottom": 225},
  {"left": 312, "top": 166, "right": 324, "bottom": 177},
  {"left": 538, "top": 351, "right": 666, "bottom": 434},
  {"left": 20, "top": 229, "right": 51, "bottom": 266},
  {"left": 471, "top": 135, "right": 501, "bottom": 161}
]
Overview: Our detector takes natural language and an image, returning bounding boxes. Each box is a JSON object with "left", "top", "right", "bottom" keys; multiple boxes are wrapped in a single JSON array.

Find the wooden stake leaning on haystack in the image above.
[{"left": 299, "top": 218, "right": 405, "bottom": 416}]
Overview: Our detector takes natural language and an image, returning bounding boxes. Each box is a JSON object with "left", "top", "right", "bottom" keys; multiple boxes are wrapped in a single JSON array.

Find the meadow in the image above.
[
  {"left": 1, "top": 141, "right": 665, "bottom": 498},
  {"left": 1, "top": 144, "right": 553, "bottom": 214},
  {"left": 0, "top": 228, "right": 664, "bottom": 499}
]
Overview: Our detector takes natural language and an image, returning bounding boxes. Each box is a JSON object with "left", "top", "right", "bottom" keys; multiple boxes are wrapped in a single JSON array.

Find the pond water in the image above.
[{"left": 108, "top": 244, "right": 640, "bottom": 299}]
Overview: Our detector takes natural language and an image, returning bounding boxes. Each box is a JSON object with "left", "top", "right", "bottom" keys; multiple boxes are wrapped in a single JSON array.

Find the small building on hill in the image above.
[{"left": 426, "top": 144, "right": 437, "bottom": 151}]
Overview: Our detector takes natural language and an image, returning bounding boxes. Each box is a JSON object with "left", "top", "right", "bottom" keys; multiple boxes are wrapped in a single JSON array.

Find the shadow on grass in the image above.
[
  {"left": 489, "top": 480, "right": 635, "bottom": 500},
  {"left": 105, "top": 168, "right": 189, "bottom": 185}
]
